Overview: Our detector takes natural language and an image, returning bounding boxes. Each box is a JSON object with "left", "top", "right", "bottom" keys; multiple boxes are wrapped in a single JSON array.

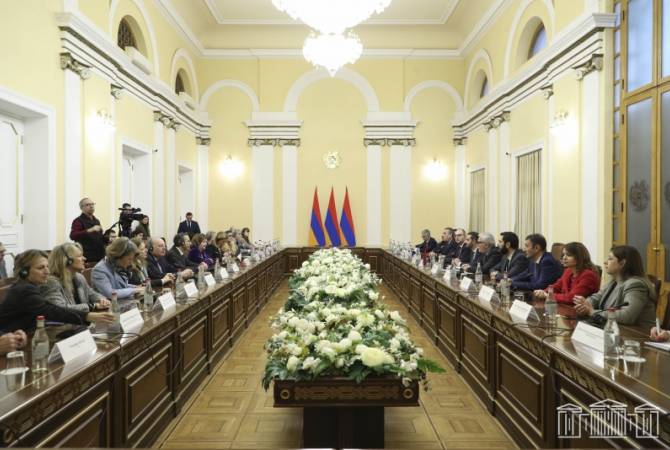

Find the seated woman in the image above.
[
  {"left": 241, "top": 227, "right": 255, "bottom": 249},
  {"left": 41, "top": 242, "right": 111, "bottom": 313},
  {"left": 127, "top": 237, "right": 172, "bottom": 288},
  {"left": 533, "top": 242, "right": 600, "bottom": 304},
  {"left": 91, "top": 237, "right": 145, "bottom": 300},
  {"left": 574, "top": 245, "right": 656, "bottom": 328},
  {"left": 235, "top": 229, "right": 253, "bottom": 255},
  {"left": 134, "top": 215, "right": 151, "bottom": 239},
  {"left": 0, "top": 250, "right": 114, "bottom": 331},
  {"left": 188, "top": 233, "right": 214, "bottom": 268},
  {"left": 226, "top": 230, "right": 240, "bottom": 257},
  {"left": 205, "top": 231, "right": 222, "bottom": 263}
]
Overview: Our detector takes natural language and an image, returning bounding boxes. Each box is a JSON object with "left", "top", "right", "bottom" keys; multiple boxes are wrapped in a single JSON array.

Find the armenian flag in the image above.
[
  {"left": 339, "top": 187, "right": 356, "bottom": 246},
  {"left": 308, "top": 187, "right": 326, "bottom": 246},
  {"left": 324, "top": 187, "right": 342, "bottom": 247}
]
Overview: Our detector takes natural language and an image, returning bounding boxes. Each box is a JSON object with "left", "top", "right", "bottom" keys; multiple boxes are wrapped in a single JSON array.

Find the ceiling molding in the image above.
[
  {"left": 200, "top": 47, "right": 461, "bottom": 59},
  {"left": 458, "top": 0, "right": 509, "bottom": 55},
  {"left": 202, "top": 0, "right": 461, "bottom": 26}
]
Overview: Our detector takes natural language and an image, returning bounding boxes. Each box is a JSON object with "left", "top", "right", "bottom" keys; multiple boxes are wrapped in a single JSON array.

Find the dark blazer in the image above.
[
  {"left": 206, "top": 244, "right": 222, "bottom": 262},
  {"left": 473, "top": 247, "right": 502, "bottom": 275},
  {"left": 511, "top": 252, "right": 563, "bottom": 291},
  {"left": 447, "top": 244, "right": 472, "bottom": 266},
  {"left": 434, "top": 240, "right": 456, "bottom": 257},
  {"left": 493, "top": 249, "right": 529, "bottom": 279},
  {"left": 416, "top": 238, "right": 438, "bottom": 255},
  {"left": 0, "top": 281, "right": 89, "bottom": 332},
  {"left": 177, "top": 220, "right": 201, "bottom": 238},
  {"left": 166, "top": 246, "right": 199, "bottom": 271},
  {"left": 146, "top": 253, "right": 178, "bottom": 281}
]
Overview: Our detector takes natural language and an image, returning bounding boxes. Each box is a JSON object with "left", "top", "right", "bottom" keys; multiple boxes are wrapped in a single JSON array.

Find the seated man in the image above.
[
  {"left": 167, "top": 233, "right": 204, "bottom": 272},
  {"left": 492, "top": 232, "right": 529, "bottom": 279},
  {"left": 433, "top": 227, "right": 456, "bottom": 257},
  {"left": 511, "top": 233, "right": 563, "bottom": 291},
  {"left": 147, "top": 237, "right": 195, "bottom": 282},
  {"left": 416, "top": 229, "right": 438, "bottom": 263},
  {"left": 466, "top": 232, "right": 502, "bottom": 275},
  {"left": 453, "top": 231, "right": 477, "bottom": 266}
]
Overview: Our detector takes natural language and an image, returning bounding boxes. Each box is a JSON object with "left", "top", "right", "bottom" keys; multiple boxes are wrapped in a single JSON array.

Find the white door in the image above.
[
  {"left": 0, "top": 113, "right": 24, "bottom": 274},
  {"left": 178, "top": 166, "right": 194, "bottom": 223}
]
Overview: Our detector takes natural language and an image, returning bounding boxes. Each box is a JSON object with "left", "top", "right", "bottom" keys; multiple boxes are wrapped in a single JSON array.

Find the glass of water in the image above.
[
  {"left": 2, "top": 351, "right": 28, "bottom": 390},
  {"left": 622, "top": 340, "right": 642, "bottom": 361}
]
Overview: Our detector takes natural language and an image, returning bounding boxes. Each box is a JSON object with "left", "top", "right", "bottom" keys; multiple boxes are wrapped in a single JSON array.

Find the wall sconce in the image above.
[
  {"left": 422, "top": 159, "right": 448, "bottom": 182},
  {"left": 219, "top": 155, "right": 244, "bottom": 181},
  {"left": 549, "top": 110, "right": 569, "bottom": 135},
  {"left": 89, "top": 109, "right": 116, "bottom": 134},
  {"left": 550, "top": 110, "right": 577, "bottom": 150}
]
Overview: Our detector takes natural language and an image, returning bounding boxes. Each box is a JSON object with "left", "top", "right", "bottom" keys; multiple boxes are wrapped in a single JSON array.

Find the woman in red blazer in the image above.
[{"left": 533, "top": 242, "right": 600, "bottom": 304}]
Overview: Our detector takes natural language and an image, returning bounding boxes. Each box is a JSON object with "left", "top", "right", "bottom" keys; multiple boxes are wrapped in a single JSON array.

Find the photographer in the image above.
[{"left": 117, "top": 203, "right": 144, "bottom": 238}]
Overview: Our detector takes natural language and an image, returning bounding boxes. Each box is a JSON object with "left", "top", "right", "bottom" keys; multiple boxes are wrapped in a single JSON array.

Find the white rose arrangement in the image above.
[{"left": 263, "top": 248, "right": 444, "bottom": 390}]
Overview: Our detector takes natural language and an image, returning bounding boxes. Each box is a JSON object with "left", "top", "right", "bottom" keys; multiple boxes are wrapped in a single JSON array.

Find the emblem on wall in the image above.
[
  {"left": 629, "top": 180, "right": 650, "bottom": 212},
  {"left": 323, "top": 151, "right": 341, "bottom": 169}
]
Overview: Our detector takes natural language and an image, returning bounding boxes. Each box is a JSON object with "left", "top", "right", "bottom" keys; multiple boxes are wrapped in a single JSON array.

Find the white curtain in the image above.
[
  {"left": 515, "top": 150, "right": 541, "bottom": 239},
  {"left": 469, "top": 169, "right": 486, "bottom": 232}
]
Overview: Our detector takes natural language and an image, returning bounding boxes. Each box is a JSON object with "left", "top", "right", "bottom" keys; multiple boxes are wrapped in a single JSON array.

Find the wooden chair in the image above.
[
  {"left": 648, "top": 274, "right": 662, "bottom": 302},
  {"left": 82, "top": 268, "right": 93, "bottom": 285},
  {"left": 0, "top": 285, "right": 11, "bottom": 305},
  {"left": 662, "top": 291, "right": 670, "bottom": 330},
  {"left": 594, "top": 265, "right": 603, "bottom": 279},
  {"left": 550, "top": 243, "right": 564, "bottom": 261}
]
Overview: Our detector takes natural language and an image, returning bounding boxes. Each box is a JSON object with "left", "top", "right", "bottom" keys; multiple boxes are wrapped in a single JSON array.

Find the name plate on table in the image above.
[
  {"left": 443, "top": 269, "right": 452, "bottom": 282},
  {"left": 509, "top": 300, "right": 540, "bottom": 322},
  {"left": 459, "top": 277, "right": 474, "bottom": 292},
  {"left": 232, "top": 263, "right": 240, "bottom": 273},
  {"left": 430, "top": 264, "right": 440, "bottom": 276},
  {"left": 120, "top": 307, "right": 144, "bottom": 333},
  {"left": 219, "top": 268, "right": 229, "bottom": 280},
  {"left": 204, "top": 273, "right": 216, "bottom": 287},
  {"left": 48, "top": 329, "right": 97, "bottom": 364},
  {"left": 184, "top": 281, "right": 199, "bottom": 297},
  {"left": 571, "top": 321, "right": 604, "bottom": 352},
  {"left": 157, "top": 291, "right": 176, "bottom": 310},
  {"left": 478, "top": 285, "right": 496, "bottom": 303}
]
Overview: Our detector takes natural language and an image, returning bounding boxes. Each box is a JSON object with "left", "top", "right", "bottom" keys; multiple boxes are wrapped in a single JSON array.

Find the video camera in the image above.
[{"left": 118, "top": 203, "right": 143, "bottom": 237}]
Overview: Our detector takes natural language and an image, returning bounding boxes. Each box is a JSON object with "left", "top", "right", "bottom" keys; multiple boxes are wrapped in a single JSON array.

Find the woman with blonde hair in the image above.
[{"left": 41, "top": 242, "right": 110, "bottom": 313}]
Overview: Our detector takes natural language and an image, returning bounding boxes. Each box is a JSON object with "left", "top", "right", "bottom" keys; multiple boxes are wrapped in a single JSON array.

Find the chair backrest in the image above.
[
  {"left": 82, "top": 268, "right": 93, "bottom": 285},
  {"left": 594, "top": 265, "right": 603, "bottom": 279},
  {"left": 648, "top": 274, "right": 662, "bottom": 301},
  {"left": 662, "top": 291, "right": 670, "bottom": 330},
  {"left": 0, "top": 285, "right": 11, "bottom": 305},
  {"left": 550, "top": 243, "right": 564, "bottom": 261}
]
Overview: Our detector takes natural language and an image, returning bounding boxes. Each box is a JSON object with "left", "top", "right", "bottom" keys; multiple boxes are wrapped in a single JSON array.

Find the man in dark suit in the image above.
[
  {"left": 166, "top": 233, "right": 205, "bottom": 273},
  {"left": 512, "top": 233, "right": 563, "bottom": 291},
  {"left": 467, "top": 232, "right": 502, "bottom": 275},
  {"left": 454, "top": 231, "right": 478, "bottom": 266},
  {"left": 492, "top": 232, "right": 529, "bottom": 279},
  {"left": 146, "top": 238, "right": 194, "bottom": 283},
  {"left": 177, "top": 212, "right": 201, "bottom": 239},
  {"left": 445, "top": 228, "right": 468, "bottom": 266},
  {"left": 416, "top": 229, "right": 438, "bottom": 263},
  {"left": 434, "top": 227, "right": 456, "bottom": 257}
]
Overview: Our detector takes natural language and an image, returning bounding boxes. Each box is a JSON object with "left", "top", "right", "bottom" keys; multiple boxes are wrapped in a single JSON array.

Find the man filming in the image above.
[{"left": 117, "top": 203, "right": 144, "bottom": 238}]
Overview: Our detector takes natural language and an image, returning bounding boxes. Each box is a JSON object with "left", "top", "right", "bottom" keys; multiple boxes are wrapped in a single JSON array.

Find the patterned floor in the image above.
[{"left": 156, "top": 281, "right": 517, "bottom": 449}]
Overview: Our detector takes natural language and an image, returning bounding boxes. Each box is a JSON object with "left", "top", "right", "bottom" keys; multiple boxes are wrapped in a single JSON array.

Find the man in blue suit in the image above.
[
  {"left": 511, "top": 233, "right": 562, "bottom": 291},
  {"left": 177, "top": 212, "right": 201, "bottom": 239}
]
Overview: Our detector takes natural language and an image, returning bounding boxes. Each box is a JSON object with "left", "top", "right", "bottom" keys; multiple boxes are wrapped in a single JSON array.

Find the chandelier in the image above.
[{"left": 272, "top": 0, "right": 392, "bottom": 75}]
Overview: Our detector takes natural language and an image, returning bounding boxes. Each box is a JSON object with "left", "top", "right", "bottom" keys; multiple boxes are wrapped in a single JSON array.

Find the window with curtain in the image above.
[
  {"left": 515, "top": 150, "right": 541, "bottom": 239},
  {"left": 469, "top": 169, "right": 486, "bottom": 232},
  {"left": 528, "top": 25, "right": 547, "bottom": 59},
  {"left": 117, "top": 18, "right": 137, "bottom": 51}
]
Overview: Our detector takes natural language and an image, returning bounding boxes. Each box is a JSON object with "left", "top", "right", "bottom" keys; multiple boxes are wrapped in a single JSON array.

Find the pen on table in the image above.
[{"left": 656, "top": 317, "right": 662, "bottom": 334}]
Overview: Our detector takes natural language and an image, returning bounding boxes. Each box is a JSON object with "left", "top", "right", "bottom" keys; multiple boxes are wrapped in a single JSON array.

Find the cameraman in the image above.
[{"left": 118, "top": 203, "right": 144, "bottom": 238}]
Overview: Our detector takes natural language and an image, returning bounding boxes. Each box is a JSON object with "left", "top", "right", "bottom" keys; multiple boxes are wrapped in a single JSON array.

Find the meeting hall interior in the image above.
[{"left": 0, "top": 0, "right": 669, "bottom": 449}]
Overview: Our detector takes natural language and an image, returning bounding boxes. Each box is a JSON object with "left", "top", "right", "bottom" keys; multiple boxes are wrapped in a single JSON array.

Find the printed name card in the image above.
[
  {"left": 430, "top": 264, "right": 440, "bottom": 276},
  {"left": 219, "top": 268, "right": 229, "bottom": 280},
  {"left": 459, "top": 277, "right": 474, "bottom": 292},
  {"left": 478, "top": 285, "right": 496, "bottom": 303},
  {"left": 48, "top": 330, "right": 97, "bottom": 364},
  {"left": 571, "top": 321, "right": 604, "bottom": 352},
  {"left": 509, "top": 300, "right": 540, "bottom": 322},
  {"left": 443, "top": 269, "right": 452, "bottom": 282},
  {"left": 232, "top": 263, "right": 240, "bottom": 273},
  {"left": 184, "top": 281, "right": 199, "bottom": 297},
  {"left": 120, "top": 307, "right": 144, "bottom": 333},
  {"left": 157, "top": 291, "right": 176, "bottom": 310},
  {"left": 204, "top": 273, "right": 216, "bottom": 287}
]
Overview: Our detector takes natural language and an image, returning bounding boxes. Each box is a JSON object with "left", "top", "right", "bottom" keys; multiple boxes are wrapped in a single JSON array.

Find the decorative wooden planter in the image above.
[{"left": 273, "top": 377, "right": 420, "bottom": 448}]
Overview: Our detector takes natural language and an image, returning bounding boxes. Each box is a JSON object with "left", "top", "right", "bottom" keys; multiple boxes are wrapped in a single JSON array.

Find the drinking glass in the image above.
[
  {"left": 513, "top": 291, "right": 526, "bottom": 303},
  {"left": 2, "top": 351, "right": 28, "bottom": 390},
  {"left": 622, "top": 340, "right": 642, "bottom": 361}
]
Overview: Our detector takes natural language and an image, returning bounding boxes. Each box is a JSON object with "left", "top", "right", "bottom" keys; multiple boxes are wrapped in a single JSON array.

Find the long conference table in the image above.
[{"left": 0, "top": 247, "right": 669, "bottom": 448}]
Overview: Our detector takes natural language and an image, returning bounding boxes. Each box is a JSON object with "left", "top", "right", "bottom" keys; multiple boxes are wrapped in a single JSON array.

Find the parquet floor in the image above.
[{"left": 157, "top": 281, "right": 517, "bottom": 449}]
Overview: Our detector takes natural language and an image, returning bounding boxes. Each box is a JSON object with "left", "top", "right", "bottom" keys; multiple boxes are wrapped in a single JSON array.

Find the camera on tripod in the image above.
[{"left": 117, "top": 203, "right": 143, "bottom": 237}]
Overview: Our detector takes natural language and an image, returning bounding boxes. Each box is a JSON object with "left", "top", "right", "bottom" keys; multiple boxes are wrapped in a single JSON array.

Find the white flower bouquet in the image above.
[{"left": 263, "top": 248, "right": 444, "bottom": 390}]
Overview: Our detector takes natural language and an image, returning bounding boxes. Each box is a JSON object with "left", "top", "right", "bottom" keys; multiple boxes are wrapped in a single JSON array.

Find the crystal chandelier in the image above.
[
  {"left": 272, "top": 0, "right": 391, "bottom": 34},
  {"left": 272, "top": 0, "right": 392, "bottom": 75}
]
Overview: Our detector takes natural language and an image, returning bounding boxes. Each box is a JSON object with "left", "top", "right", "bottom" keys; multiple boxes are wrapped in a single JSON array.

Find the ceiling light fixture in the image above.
[{"left": 303, "top": 32, "right": 363, "bottom": 76}]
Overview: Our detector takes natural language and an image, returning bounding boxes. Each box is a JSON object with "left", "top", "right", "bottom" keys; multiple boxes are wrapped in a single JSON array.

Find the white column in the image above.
[
  {"left": 165, "top": 124, "right": 176, "bottom": 239},
  {"left": 251, "top": 141, "right": 275, "bottom": 242},
  {"left": 544, "top": 89, "right": 555, "bottom": 244},
  {"left": 365, "top": 140, "right": 382, "bottom": 246},
  {"left": 63, "top": 68, "right": 82, "bottom": 241},
  {"left": 196, "top": 138, "right": 209, "bottom": 232},
  {"left": 389, "top": 140, "right": 413, "bottom": 242},
  {"left": 498, "top": 120, "right": 511, "bottom": 232},
  {"left": 281, "top": 141, "right": 298, "bottom": 246},
  {"left": 581, "top": 70, "right": 601, "bottom": 259},
  {"left": 486, "top": 127, "right": 499, "bottom": 234},
  {"left": 153, "top": 114, "right": 166, "bottom": 238},
  {"left": 454, "top": 139, "right": 467, "bottom": 228}
]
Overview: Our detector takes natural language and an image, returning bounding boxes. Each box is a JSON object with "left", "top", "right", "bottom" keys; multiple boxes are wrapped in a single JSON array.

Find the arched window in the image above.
[
  {"left": 528, "top": 24, "right": 547, "bottom": 59},
  {"left": 117, "top": 18, "right": 137, "bottom": 50},
  {"left": 175, "top": 72, "right": 185, "bottom": 94},
  {"left": 479, "top": 76, "right": 489, "bottom": 98}
]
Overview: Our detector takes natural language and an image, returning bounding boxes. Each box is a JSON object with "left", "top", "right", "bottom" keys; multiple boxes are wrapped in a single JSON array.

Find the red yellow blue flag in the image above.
[
  {"left": 339, "top": 187, "right": 356, "bottom": 246},
  {"left": 324, "top": 187, "right": 342, "bottom": 247},
  {"left": 308, "top": 187, "right": 326, "bottom": 246}
]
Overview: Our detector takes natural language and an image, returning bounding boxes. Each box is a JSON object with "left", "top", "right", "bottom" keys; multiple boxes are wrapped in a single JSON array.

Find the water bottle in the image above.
[
  {"left": 31, "top": 315, "right": 49, "bottom": 373},
  {"left": 197, "top": 266, "right": 206, "bottom": 292},
  {"left": 604, "top": 308, "right": 620, "bottom": 361},
  {"left": 175, "top": 276, "right": 185, "bottom": 300},
  {"left": 500, "top": 271, "right": 511, "bottom": 306},
  {"left": 143, "top": 282, "right": 154, "bottom": 312},
  {"left": 110, "top": 291, "right": 120, "bottom": 327},
  {"left": 544, "top": 286, "right": 557, "bottom": 328},
  {"left": 214, "top": 259, "right": 222, "bottom": 282},
  {"left": 474, "top": 263, "right": 483, "bottom": 289}
]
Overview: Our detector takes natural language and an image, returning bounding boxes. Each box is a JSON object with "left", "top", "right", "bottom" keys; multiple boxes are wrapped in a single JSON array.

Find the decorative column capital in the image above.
[
  {"left": 278, "top": 138, "right": 300, "bottom": 147},
  {"left": 248, "top": 138, "right": 278, "bottom": 147},
  {"left": 169, "top": 120, "right": 181, "bottom": 132},
  {"left": 540, "top": 84, "right": 554, "bottom": 100},
  {"left": 153, "top": 111, "right": 172, "bottom": 127},
  {"left": 453, "top": 137, "right": 468, "bottom": 146},
  {"left": 196, "top": 137, "right": 211, "bottom": 146},
  {"left": 484, "top": 111, "right": 510, "bottom": 131},
  {"left": 387, "top": 138, "right": 416, "bottom": 147},
  {"left": 110, "top": 84, "right": 124, "bottom": 100},
  {"left": 60, "top": 52, "right": 91, "bottom": 80},
  {"left": 574, "top": 54, "right": 603, "bottom": 80},
  {"left": 363, "top": 138, "right": 387, "bottom": 147}
]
